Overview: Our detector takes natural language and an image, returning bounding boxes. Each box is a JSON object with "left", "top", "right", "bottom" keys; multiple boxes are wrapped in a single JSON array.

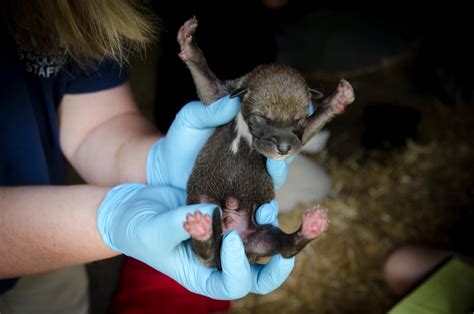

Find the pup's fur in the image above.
[{"left": 179, "top": 17, "right": 355, "bottom": 269}]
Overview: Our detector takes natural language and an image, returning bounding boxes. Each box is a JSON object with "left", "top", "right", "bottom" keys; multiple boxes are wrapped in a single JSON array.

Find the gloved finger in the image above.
[
  {"left": 203, "top": 231, "right": 251, "bottom": 299},
  {"left": 176, "top": 96, "right": 240, "bottom": 129},
  {"left": 255, "top": 200, "right": 279, "bottom": 227},
  {"left": 266, "top": 157, "right": 294, "bottom": 190},
  {"left": 156, "top": 203, "right": 218, "bottom": 250},
  {"left": 250, "top": 254, "right": 295, "bottom": 294}
]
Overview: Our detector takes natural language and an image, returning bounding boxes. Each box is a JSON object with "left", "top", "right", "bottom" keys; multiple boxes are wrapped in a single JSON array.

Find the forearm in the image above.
[
  {"left": 71, "top": 112, "right": 161, "bottom": 185},
  {"left": 0, "top": 185, "right": 117, "bottom": 278},
  {"left": 59, "top": 83, "right": 162, "bottom": 186}
]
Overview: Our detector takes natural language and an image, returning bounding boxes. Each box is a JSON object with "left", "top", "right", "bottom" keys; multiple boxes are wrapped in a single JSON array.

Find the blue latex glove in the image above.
[
  {"left": 146, "top": 96, "right": 291, "bottom": 191},
  {"left": 147, "top": 96, "right": 239, "bottom": 189},
  {"left": 97, "top": 184, "right": 294, "bottom": 299},
  {"left": 266, "top": 157, "right": 294, "bottom": 190},
  {"left": 253, "top": 200, "right": 295, "bottom": 294}
]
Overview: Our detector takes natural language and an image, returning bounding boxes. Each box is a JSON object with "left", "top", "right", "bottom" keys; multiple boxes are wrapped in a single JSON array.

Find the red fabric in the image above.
[{"left": 108, "top": 257, "right": 231, "bottom": 314}]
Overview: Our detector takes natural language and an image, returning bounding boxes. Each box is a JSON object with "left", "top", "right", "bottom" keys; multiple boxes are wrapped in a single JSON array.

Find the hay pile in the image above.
[{"left": 231, "top": 102, "right": 474, "bottom": 313}]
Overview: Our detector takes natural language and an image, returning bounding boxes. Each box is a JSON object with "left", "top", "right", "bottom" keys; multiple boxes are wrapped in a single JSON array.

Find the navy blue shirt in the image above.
[{"left": 0, "top": 27, "right": 128, "bottom": 294}]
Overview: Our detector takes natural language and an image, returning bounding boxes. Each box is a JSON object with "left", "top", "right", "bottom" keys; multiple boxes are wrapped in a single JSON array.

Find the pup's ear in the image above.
[
  {"left": 230, "top": 87, "right": 248, "bottom": 99},
  {"left": 309, "top": 88, "right": 324, "bottom": 99}
]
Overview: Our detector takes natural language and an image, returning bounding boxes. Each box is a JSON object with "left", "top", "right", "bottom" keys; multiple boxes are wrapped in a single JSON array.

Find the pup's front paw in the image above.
[
  {"left": 183, "top": 209, "right": 212, "bottom": 241},
  {"left": 333, "top": 79, "right": 355, "bottom": 112},
  {"left": 301, "top": 206, "right": 329, "bottom": 239},
  {"left": 177, "top": 17, "right": 198, "bottom": 62}
]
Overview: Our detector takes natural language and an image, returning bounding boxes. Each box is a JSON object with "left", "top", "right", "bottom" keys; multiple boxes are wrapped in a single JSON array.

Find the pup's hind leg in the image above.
[
  {"left": 178, "top": 17, "right": 228, "bottom": 105},
  {"left": 183, "top": 207, "right": 223, "bottom": 269},
  {"left": 245, "top": 206, "right": 329, "bottom": 260}
]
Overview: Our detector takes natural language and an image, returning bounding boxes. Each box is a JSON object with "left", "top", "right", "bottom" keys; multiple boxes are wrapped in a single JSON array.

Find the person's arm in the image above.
[
  {"left": 1, "top": 94, "right": 294, "bottom": 297},
  {"left": 0, "top": 183, "right": 293, "bottom": 299},
  {"left": 58, "top": 82, "right": 160, "bottom": 186},
  {"left": 0, "top": 185, "right": 116, "bottom": 278}
]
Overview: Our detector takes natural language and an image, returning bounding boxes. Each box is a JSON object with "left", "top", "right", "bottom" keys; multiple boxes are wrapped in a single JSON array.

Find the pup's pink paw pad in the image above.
[
  {"left": 301, "top": 207, "right": 329, "bottom": 239},
  {"left": 183, "top": 209, "right": 212, "bottom": 241}
]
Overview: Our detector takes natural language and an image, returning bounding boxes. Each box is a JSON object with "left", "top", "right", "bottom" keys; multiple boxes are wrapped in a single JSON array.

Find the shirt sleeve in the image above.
[{"left": 64, "top": 59, "right": 129, "bottom": 94}]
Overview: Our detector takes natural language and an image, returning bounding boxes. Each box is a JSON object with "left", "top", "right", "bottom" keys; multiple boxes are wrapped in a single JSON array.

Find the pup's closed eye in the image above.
[
  {"left": 249, "top": 115, "right": 266, "bottom": 126},
  {"left": 248, "top": 115, "right": 267, "bottom": 137}
]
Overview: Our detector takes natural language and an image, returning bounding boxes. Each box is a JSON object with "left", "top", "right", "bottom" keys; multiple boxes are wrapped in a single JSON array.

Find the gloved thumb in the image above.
[
  {"left": 255, "top": 200, "right": 279, "bottom": 227},
  {"left": 176, "top": 96, "right": 240, "bottom": 129},
  {"left": 207, "top": 230, "right": 251, "bottom": 299},
  {"left": 251, "top": 254, "right": 295, "bottom": 294}
]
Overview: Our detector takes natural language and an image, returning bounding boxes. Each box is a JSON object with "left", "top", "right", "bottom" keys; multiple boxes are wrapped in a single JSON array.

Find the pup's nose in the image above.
[{"left": 277, "top": 143, "right": 291, "bottom": 155}]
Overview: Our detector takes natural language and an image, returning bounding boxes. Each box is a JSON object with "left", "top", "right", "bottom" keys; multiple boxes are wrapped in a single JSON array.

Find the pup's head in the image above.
[{"left": 232, "top": 64, "right": 321, "bottom": 160}]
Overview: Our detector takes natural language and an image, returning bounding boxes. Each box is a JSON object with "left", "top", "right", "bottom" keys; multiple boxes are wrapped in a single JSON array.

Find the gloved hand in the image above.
[
  {"left": 253, "top": 199, "right": 295, "bottom": 294},
  {"left": 147, "top": 96, "right": 239, "bottom": 190},
  {"left": 146, "top": 96, "right": 292, "bottom": 190},
  {"left": 97, "top": 184, "right": 294, "bottom": 299}
]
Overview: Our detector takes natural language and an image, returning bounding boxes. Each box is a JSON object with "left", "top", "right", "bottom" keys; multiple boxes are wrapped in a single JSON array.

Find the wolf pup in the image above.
[{"left": 179, "top": 17, "right": 355, "bottom": 269}]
